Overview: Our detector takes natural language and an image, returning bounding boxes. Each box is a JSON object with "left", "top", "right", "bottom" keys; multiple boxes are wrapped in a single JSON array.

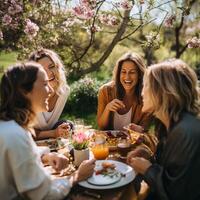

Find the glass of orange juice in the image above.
[{"left": 91, "top": 144, "right": 109, "bottom": 160}]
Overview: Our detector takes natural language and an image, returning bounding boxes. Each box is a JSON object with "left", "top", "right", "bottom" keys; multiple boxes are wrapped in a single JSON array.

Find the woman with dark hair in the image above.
[
  {"left": 29, "top": 49, "right": 72, "bottom": 139},
  {"left": 127, "top": 59, "right": 200, "bottom": 200},
  {"left": 97, "top": 52, "right": 157, "bottom": 153},
  {"left": 0, "top": 62, "right": 95, "bottom": 199},
  {"left": 97, "top": 52, "right": 152, "bottom": 131}
]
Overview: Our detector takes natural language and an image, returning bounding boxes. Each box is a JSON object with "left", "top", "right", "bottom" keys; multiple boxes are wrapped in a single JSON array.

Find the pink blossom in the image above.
[
  {"left": 0, "top": 31, "right": 3, "bottom": 40},
  {"left": 119, "top": 0, "right": 133, "bottom": 10},
  {"left": 11, "top": 0, "right": 17, "bottom": 4},
  {"left": 86, "top": 25, "right": 101, "bottom": 34},
  {"left": 187, "top": 37, "right": 200, "bottom": 48},
  {"left": 8, "top": 4, "right": 23, "bottom": 15},
  {"left": 73, "top": 5, "right": 95, "bottom": 20},
  {"left": 99, "top": 14, "right": 110, "bottom": 25},
  {"left": 164, "top": 15, "right": 176, "bottom": 28},
  {"left": 2, "top": 14, "right": 12, "bottom": 25},
  {"left": 73, "top": 6, "right": 84, "bottom": 16},
  {"left": 81, "top": 0, "right": 97, "bottom": 8},
  {"left": 72, "top": 131, "right": 89, "bottom": 150},
  {"left": 24, "top": 19, "right": 39, "bottom": 38},
  {"left": 109, "top": 16, "right": 120, "bottom": 26},
  {"left": 99, "top": 14, "right": 119, "bottom": 27}
]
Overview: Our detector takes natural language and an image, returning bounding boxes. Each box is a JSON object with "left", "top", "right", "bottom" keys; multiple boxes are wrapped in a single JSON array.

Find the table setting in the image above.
[{"left": 35, "top": 125, "right": 146, "bottom": 200}]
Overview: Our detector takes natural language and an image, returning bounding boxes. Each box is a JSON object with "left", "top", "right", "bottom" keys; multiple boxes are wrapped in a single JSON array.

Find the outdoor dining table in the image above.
[{"left": 40, "top": 130, "right": 149, "bottom": 200}]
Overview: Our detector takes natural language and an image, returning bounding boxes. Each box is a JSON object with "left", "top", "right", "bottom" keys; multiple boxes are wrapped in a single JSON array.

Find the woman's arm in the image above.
[
  {"left": 35, "top": 123, "right": 70, "bottom": 140},
  {"left": 35, "top": 129, "right": 56, "bottom": 139},
  {"left": 97, "top": 87, "right": 125, "bottom": 130},
  {"left": 97, "top": 88, "right": 111, "bottom": 130}
]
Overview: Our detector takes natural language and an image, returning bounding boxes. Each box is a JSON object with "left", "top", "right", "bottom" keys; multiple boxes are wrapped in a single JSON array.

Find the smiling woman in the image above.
[
  {"left": 29, "top": 49, "right": 72, "bottom": 140},
  {"left": 97, "top": 52, "right": 153, "bottom": 131},
  {"left": 0, "top": 62, "right": 95, "bottom": 199}
]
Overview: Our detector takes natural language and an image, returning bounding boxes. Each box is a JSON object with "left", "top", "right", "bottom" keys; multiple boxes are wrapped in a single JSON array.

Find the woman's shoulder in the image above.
[
  {"left": 99, "top": 81, "right": 115, "bottom": 91},
  {"left": 0, "top": 120, "right": 29, "bottom": 146},
  {"left": 0, "top": 120, "right": 24, "bottom": 133},
  {"left": 171, "top": 112, "right": 200, "bottom": 139}
]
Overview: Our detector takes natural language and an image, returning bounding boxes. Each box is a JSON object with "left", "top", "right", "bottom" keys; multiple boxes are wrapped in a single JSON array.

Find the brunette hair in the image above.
[
  {"left": 0, "top": 62, "right": 41, "bottom": 127},
  {"left": 29, "top": 48, "right": 67, "bottom": 94},
  {"left": 145, "top": 59, "right": 200, "bottom": 124},
  {"left": 112, "top": 52, "right": 146, "bottom": 100}
]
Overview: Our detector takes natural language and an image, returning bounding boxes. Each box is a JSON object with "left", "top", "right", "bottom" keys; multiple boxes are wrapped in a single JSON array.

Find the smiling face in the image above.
[
  {"left": 37, "top": 56, "right": 59, "bottom": 92},
  {"left": 26, "top": 68, "right": 53, "bottom": 113},
  {"left": 120, "top": 60, "right": 139, "bottom": 93}
]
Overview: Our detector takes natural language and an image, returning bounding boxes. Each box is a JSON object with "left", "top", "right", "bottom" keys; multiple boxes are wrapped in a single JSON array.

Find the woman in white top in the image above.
[
  {"left": 29, "top": 49, "right": 72, "bottom": 139},
  {"left": 0, "top": 62, "right": 95, "bottom": 199}
]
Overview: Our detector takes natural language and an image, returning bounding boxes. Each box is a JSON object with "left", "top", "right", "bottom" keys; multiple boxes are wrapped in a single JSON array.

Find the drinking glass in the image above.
[
  {"left": 74, "top": 118, "right": 85, "bottom": 132},
  {"left": 117, "top": 138, "right": 131, "bottom": 159},
  {"left": 91, "top": 143, "right": 109, "bottom": 160}
]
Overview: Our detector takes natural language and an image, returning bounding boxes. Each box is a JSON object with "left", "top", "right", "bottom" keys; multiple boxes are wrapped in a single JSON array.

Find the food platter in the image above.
[
  {"left": 96, "top": 130, "right": 137, "bottom": 151},
  {"left": 36, "top": 138, "right": 67, "bottom": 151},
  {"left": 79, "top": 160, "right": 135, "bottom": 189}
]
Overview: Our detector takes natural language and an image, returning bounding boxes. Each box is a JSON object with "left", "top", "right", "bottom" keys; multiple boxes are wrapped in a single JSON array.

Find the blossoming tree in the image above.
[{"left": 0, "top": 0, "right": 199, "bottom": 79}]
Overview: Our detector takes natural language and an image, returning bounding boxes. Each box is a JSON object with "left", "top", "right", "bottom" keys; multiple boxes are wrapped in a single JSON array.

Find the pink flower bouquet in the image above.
[{"left": 71, "top": 131, "right": 89, "bottom": 150}]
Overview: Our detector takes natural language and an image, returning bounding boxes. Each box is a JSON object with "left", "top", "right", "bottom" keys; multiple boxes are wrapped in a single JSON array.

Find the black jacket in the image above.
[{"left": 144, "top": 112, "right": 200, "bottom": 200}]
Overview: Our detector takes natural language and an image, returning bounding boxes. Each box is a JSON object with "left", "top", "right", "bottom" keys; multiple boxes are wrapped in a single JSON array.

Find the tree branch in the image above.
[{"left": 79, "top": 9, "right": 131, "bottom": 75}]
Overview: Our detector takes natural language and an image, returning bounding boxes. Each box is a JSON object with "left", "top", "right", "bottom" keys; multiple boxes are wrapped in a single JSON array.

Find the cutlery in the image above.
[{"left": 83, "top": 190, "right": 101, "bottom": 199}]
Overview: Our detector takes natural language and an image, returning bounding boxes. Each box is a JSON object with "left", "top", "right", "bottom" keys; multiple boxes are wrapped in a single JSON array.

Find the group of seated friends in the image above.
[{"left": 0, "top": 49, "right": 199, "bottom": 200}]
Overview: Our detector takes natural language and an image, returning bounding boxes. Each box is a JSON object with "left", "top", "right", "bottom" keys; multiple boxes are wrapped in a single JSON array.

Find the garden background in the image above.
[{"left": 0, "top": 0, "right": 199, "bottom": 128}]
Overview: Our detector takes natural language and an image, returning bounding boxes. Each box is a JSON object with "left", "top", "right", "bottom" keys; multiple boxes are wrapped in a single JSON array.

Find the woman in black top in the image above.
[{"left": 127, "top": 59, "right": 200, "bottom": 200}]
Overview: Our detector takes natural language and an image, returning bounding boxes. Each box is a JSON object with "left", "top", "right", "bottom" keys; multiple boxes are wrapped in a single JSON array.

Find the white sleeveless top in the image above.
[
  {"left": 34, "top": 85, "right": 70, "bottom": 130},
  {"left": 113, "top": 107, "right": 132, "bottom": 130}
]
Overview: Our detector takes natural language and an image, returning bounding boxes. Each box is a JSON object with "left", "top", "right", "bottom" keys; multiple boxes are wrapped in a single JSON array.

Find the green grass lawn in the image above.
[
  {"left": 61, "top": 112, "right": 98, "bottom": 129},
  {"left": 0, "top": 51, "right": 18, "bottom": 77},
  {"left": 0, "top": 51, "right": 18, "bottom": 68}
]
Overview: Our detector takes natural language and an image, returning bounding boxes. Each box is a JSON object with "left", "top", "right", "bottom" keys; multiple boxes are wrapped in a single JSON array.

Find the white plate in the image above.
[
  {"left": 79, "top": 160, "right": 135, "bottom": 189},
  {"left": 87, "top": 164, "right": 121, "bottom": 185}
]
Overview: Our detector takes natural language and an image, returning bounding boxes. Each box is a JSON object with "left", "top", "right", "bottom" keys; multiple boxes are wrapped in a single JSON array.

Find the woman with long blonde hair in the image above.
[
  {"left": 128, "top": 59, "right": 200, "bottom": 200},
  {"left": 29, "top": 49, "right": 72, "bottom": 139}
]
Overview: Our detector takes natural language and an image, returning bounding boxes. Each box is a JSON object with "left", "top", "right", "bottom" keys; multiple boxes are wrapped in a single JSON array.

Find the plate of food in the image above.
[
  {"left": 79, "top": 160, "right": 136, "bottom": 189},
  {"left": 36, "top": 138, "right": 60, "bottom": 151},
  {"left": 87, "top": 161, "right": 121, "bottom": 185},
  {"left": 105, "top": 130, "right": 128, "bottom": 151}
]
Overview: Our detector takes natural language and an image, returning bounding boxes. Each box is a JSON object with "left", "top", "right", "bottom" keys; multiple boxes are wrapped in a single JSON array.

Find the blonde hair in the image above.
[
  {"left": 29, "top": 49, "right": 68, "bottom": 95},
  {"left": 145, "top": 59, "right": 200, "bottom": 124},
  {"left": 112, "top": 52, "right": 146, "bottom": 100}
]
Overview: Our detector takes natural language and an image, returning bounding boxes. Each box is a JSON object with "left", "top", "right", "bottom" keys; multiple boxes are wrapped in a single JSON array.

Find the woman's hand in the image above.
[
  {"left": 76, "top": 159, "right": 96, "bottom": 182},
  {"left": 42, "top": 152, "right": 69, "bottom": 171},
  {"left": 129, "top": 157, "right": 152, "bottom": 175},
  {"left": 55, "top": 122, "right": 71, "bottom": 138},
  {"left": 127, "top": 146, "right": 152, "bottom": 164},
  {"left": 106, "top": 99, "right": 125, "bottom": 112},
  {"left": 125, "top": 123, "right": 144, "bottom": 133}
]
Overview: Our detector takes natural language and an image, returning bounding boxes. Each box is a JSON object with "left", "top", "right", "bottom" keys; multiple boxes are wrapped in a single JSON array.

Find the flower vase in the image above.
[{"left": 73, "top": 148, "right": 89, "bottom": 167}]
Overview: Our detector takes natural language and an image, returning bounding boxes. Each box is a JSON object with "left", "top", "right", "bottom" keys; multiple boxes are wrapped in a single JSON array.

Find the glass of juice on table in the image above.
[{"left": 91, "top": 143, "right": 109, "bottom": 160}]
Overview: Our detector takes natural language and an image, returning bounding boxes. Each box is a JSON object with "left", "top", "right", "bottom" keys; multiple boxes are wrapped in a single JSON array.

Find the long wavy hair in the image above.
[
  {"left": 145, "top": 59, "right": 200, "bottom": 124},
  {"left": 29, "top": 48, "right": 68, "bottom": 95},
  {"left": 112, "top": 52, "right": 146, "bottom": 101},
  {"left": 0, "top": 62, "right": 40, "bottom": 128}
]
